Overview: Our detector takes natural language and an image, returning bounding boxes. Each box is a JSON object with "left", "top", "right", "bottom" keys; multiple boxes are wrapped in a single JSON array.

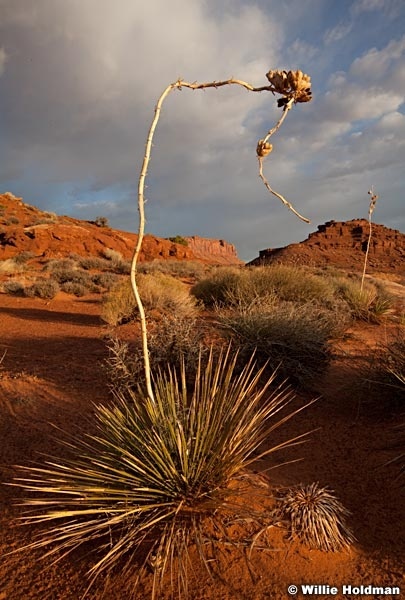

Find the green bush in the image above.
[
  {"left": 334, "top": 278, "right": 394, "bottom": 322},
  {"left": 168, "top": 235, "right": 188, "bottom": 246},
  {"left": 15, "top": 350, "right": 301, "bottom": 598}
]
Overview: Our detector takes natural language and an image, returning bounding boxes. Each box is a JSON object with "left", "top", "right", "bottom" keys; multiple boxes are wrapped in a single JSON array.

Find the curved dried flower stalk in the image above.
[
  {"left": 360, "top": 187, "right": 378, "bottom": 293},
  {"left": 132, "top": 71, "right": 312, "bottom": 401}
]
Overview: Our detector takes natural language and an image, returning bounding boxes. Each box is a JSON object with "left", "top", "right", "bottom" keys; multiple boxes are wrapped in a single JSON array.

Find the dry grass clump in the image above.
[
  {"left": 273, "top": 482, "right": 355, "bottom": 551},
  {"left": 100, "top": 248, "right": 131, "bottom": 274},
  {"left": 60, "top": 281, "right": 89, "bottom": 297},
  {"left": 13, "top": 251, "right": 36, "bottom": 265},
  {"left": 76, "top": 256, "right": 111, "bottom": 271},
  {"left": 373, "top": 331, "right": 405, "bottom": 397},
  {"left": 191, "top": 267, "right": 244, "bottom": 307},
  {"left": 52, "top": 268, "right": 92, "bottom": 286},
  {"left": 334, "top": 278, "right": 394, "bottom": 322},
  {"left": 43, "top": 258, "right": 77, "bottom": 273},
  {"left": 91, "top": 272, "right": 120, "bottom": 290},
  {"left": 0, "top": 258, "right": 27, "bottom": 274},
  {"left": 219, "top": 303, "right": 341, "bottom": 388},
  {"left": 102, "top": 274, "right": 198, "bottom": 326},
  {"left": 15, "top": 350, "right": 303, "bottom": 599},
  {"left": 1, "top": 280, "right": 26, "bottom": 295},
  {"left": 25, "top": 279, "right": 60, "bottom": 299},
  {"left": 106, "top": 314, "right": 207, "bottom": 391},
  {"left": 138, "top": 259, "right": 208, "bottom": 281},
  {"left": 192, "top": 265, "right": 338, "bottom": 311}
]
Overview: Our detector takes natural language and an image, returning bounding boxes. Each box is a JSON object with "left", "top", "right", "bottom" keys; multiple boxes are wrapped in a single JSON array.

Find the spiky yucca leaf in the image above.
[
  {"left": 273, "top": 482, "right": 355, "bottom": 552},
  {"left": 14, "top": 348, "right": 309, "bottom": 598}
]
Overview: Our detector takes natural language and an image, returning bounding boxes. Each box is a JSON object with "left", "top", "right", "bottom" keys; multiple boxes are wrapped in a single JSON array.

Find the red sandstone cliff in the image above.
[
  {"left": 0, "top": 193, "right": 241, "bottom": 265},
  {"left": 184, "top": 236, "right": 243, "bottom": 265},
  {"left": 249, "top": 219, "right": 405, "bottom": 274}
]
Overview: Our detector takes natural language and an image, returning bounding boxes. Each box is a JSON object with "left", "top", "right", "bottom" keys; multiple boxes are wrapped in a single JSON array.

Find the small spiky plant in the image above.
[
  {"left": 272, "top": 482, "right": 355, "bottom": 552},
  {"left": 14, "top": 348, "right": 309, "bottom": 598}
]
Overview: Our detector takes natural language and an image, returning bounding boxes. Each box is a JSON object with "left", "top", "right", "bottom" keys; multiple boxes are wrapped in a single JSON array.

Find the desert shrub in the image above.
[
  {"left": 5, "top": 215, "right": 19, "bottom": 225},
  {"left": 13, "top": 251, "right": 35, "bottom": 264},
  {"left": 43, "top": 258, "right": 77, "bottom": 273},
  {"left": 91, "top": 272, "right": 120, "bottom": 290},
  {"left": 95, "top": 216, "right": 109, "bottom": 227},
  {"left": 373, "top": 332, "right": 405, "bottom": 482},
  {"left": 60, "top": 281, "right": 88, "bottom": 297},
  {"left": 2, "top": 280, "right": 26, "bottom": 296},
  {"left": 219, "top": 303, "right": 340, "bottom": 388},
  {"left": 138, "top": 260, "right": 208, "bottom": 280},
  {"left": 111, "top": 260, "right": 131, "bottom": 275},
  {"left": 192, "top": 265, "right": 337, "bottom": 310},
  {"left": 106, "top": 314, "right": 207, "bottom": 391},
  {"left": 102, "top": 247, "right": 123, "bottom": 263},
  {"left": 0, "top": 258, "right": 25, "bottom": 274},
  {"left": 15, "top": 350, "right": 302, "bottom": 598},
  {"left": 272, "top": 482, "right": 355, "bottom": 551},
  {"left": 168, "top": 235, "right": 188, "bottom": 246},
  {"left": 101, "top": 248, "right": 131, "bottom": 274},
  {"left": 77, "top": 256, "right": 111, "bottom": 270},
  {"left": 102, "top": 274, "right": 198, "bottom": 326},
  {"left": 32, "top": 217, "right": 57, "bottom": 225},
  {"left": 25, "top": 279, "right": 60, "bottom": 299},
  {"left": 51, "top": 268, "right": 92, "bottom": 286},
  {"left": 334, "top": 278, "right": 394, "bottom": 322},
  {"left": 364, "top": 330, "right": 405, "bottom": 405},
  {"left": 191, "top": 267, "right": 244, "bottom": 307}
]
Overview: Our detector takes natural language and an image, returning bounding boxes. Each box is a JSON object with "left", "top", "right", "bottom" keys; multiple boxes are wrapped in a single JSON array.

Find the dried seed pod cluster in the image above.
[
  {"left": 266, "top": 69, "right": 312, "bottom": 105},
  {"left": 256, "top": 139, "right": 273, "bottom": 158}
]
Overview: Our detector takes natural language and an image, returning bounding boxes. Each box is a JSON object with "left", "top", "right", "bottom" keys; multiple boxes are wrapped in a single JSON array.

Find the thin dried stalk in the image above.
[
  {"left": 360, "top": 187, "right": 378, "bottom": 293},
  {"left": 132, "top": 75, "right": 312, "bottom": 400}
]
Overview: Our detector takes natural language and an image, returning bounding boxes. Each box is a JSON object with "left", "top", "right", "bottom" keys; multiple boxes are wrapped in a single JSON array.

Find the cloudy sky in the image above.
[{"left": 1, "top": 0, "right": 404, "bottom": 261}]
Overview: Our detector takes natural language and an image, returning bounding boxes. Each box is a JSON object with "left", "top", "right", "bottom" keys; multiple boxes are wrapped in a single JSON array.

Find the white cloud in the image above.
[
  {"left": 352, "top": 0, "right": 385, "bottom": 12},
  {"left": 351, "top": 0, "right": 403, "bottom": 16},
  {"left": 350, "top": 35, "right": 405, "bottom": 80},
  {"left": 323, "top": 22, "right": 352, "bottom": 45}
]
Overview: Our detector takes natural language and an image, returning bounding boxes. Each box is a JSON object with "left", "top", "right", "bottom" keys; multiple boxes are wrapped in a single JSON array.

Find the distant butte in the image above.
[{"left": 249, "top": 219, "right": 405, "bottom": 275}]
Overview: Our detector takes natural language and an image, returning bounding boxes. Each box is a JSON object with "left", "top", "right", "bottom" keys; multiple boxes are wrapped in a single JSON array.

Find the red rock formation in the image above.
[
  {"left": 184, "top": 236, "right": 243, "bottom": 265},
  {"left": 249, "top": 219, "right": 405, "bottom": 274},
  {"left": 0, "top": 193, "right": 241, "bottom": 265}
]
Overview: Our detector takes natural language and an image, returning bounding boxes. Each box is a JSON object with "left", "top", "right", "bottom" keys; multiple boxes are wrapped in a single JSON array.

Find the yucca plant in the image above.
[
  {"left": 14, "top": 348, "right": 309, "bottom": 598},
  {"left": 272, "top": 482, "right": 355, "bottom": 552}
]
